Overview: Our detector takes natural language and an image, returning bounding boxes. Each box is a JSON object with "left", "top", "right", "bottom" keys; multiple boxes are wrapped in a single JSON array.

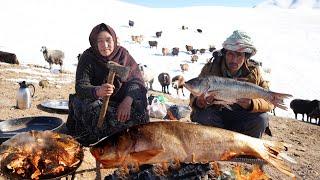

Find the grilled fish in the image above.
[
  {"left": 90, "top": 121, "right": 296, "bottom": 178},
  {"left": 184, "top": 75, "right": 292, "bottom": 110}
]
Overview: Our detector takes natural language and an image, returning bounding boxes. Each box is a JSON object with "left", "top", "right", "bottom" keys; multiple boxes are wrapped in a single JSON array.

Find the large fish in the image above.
[
  {"left": 184, "top": 75, "right": 292, "bottom": 110},
  {"left": 90, "top": 121, "right": 296, "bottom": 178}
]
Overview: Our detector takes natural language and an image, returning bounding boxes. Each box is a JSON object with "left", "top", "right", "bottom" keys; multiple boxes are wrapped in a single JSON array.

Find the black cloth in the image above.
[
  {"left": 190, "top": 105, "right": 268, "bottom": 138},
  {"left": 66, "top": 94, "right": 149, "bottom": 146}
]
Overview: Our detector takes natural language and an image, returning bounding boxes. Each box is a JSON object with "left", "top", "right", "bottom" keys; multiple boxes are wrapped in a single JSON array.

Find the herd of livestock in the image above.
[{"left": 0, "top": 20, "right": 319, "bottom": 125}]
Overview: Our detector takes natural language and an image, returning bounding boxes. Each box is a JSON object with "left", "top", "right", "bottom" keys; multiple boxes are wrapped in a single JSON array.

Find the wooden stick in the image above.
[{"left": 97, "top": 71, "right": 115, "bottom": 128}]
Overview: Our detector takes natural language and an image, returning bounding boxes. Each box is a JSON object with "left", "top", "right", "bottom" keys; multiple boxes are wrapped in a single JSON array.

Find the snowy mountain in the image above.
[{"left": 255, "top": 0, "right": 320, "bottom": 9}]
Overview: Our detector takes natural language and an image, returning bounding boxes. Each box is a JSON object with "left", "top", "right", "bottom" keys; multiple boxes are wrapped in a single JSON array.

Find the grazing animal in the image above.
[
  {"left": 0, "top": 51, "right": 19, "bottom": 64},
  {"left": 158, "top": 73, "right": 171, "bottom": 94},
  {"left": 172, "top": 75, "right": 185, "bottom": 96},
  {"left": 185, "top": 45, "right": 193, "bottom": 52},
  {"left": 131, "top": 35, "right": 144, "bottom": 44},
  {"left": 40, "top": 46, "right": 64, "bottom": 72},
  {"left": 209, "top": 45, "right": 216, "bottom": 52},
  {"left": 39, "top": 79, "right": 49, "bottom": 89},
  {"left": 182, "top": 25, "right": 188, "bottom": 30},
  {"left": 196, "top": 29, "right": 203, "bottom": 33},
  {"left": 191, "top": 49, "right": 198, "bottom": 55},
  {"left": 155, "top": 31, "right": 162, "bottom": 38},
  {"left": 180, "top": 64, "right": 189, "bottom": 72},
  {"left": 148, "top": 41, "right": 158, "bottom": 48},
  {"left": 199, "top": 48, "right": 206, "bottom": 54},
  {"left": 129, "top": 20, "right": 134, "bottom": 27},
  {"left": 138, "top": 64, "right": 154, "bottom": 90},
  {"left": 308, "top": 108, "right": 320, "bottom": 125},
  {"left": 290, "top": 99, "right": 320, "bottom": 121},
  {"left": 162, "top": 48, "right": 169, "bottom": 56},
  {"left": 172, "top": 47, "right": 179, "bottom": 56},
  {"left": 191, "top": 55, "right": 198, "bottom": 63}
]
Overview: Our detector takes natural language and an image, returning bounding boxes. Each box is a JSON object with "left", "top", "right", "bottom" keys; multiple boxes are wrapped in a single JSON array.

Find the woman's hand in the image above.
[
  {"left": 117, "top": 96, "right": 133, "bottom": 122},
  {"left": 96, "top": 83, "right": 115, "bottom": 97},
  {"left": 236, "top": 98, "right": 252, "bottom": 110}
]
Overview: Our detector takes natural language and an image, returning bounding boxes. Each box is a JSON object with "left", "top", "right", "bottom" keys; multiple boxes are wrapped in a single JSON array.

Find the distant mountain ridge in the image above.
[{"left": 255, "top": 0, "right": 320, "bottom": 9}]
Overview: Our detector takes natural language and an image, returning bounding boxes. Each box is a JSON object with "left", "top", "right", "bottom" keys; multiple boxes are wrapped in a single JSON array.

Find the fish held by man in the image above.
[
  {"left": 184, "top": 75, "right": 292, "bottom": 110},
  {"left": 90, "top": 121, "right": 296, "bottom": 178}
]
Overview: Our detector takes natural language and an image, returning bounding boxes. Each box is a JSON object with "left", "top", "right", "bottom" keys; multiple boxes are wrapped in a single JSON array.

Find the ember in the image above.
[
  {"left": 105, "top": 162, "right": 270, "bottom": 180},
  {"left": 0, "top": 130, "right": 83, "bottom": 180}
]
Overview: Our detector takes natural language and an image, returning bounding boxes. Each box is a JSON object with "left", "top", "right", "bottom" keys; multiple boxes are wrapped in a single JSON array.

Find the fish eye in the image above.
[{"left": 99, "top": 149, "right": 104, "bottom": 154}]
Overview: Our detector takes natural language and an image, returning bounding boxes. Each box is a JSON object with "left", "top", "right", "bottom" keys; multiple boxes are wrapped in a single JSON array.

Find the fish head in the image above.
[
  {"left": 90, "top": 134, "right": 133, "bottom": 168},
  {"left": 184, "top": 77, "right": 209, "bottom": 96}
]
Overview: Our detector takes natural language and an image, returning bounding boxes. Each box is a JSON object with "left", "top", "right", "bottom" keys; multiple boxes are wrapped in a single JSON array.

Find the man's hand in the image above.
[
  {"left": 96, "top": 83, "right": 115, "bottom": 97},
  {"left": 196, "top": 94, "right": 215, "bottom": 109},
  {"left": 117, "top": 96, "right": 133, "bottom": 122},
  {"left": 236, "top": 98, "right": 252, "bottom": 110}
]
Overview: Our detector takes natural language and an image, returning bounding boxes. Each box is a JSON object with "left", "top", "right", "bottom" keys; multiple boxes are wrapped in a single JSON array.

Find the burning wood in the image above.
[
  {"left": 0, "top": 130, "right": 83, "bottom": 180},
  {"left": 105, "top": 162, "right": 270, "bottom": 179}
]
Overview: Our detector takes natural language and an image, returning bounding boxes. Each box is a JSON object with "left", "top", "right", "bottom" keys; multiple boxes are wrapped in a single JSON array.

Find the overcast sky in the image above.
[{"left": 120, "top": 0, "right": 265, "bottom": 8}]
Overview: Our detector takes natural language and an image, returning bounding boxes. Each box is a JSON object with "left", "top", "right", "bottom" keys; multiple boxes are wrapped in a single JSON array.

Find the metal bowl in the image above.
[
  {"left": 0, "top": 116, "right": 64, "bottom": 142},
  {"left": 41, "top": 99, "right": 69, "bottom": 111}
]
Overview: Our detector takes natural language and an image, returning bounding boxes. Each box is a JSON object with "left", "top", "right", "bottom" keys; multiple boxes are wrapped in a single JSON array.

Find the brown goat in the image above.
[
  {"left": 162, "top": 48, "right": 169, "bottom": 56},
  {"left": 171, "top": 75, "right": 185, "bottom": 96},
  {"left": 185, "top": 45, "right": 193, "bottom": 52},
  {"left": 180, "top": 64, "right": 189, "bottom": 72},
  {"left": 191, "top": 55, "right": 198, "bottom": 63},
  {"left": 131, "top": 35, "right": 144, "bottom": 44}
]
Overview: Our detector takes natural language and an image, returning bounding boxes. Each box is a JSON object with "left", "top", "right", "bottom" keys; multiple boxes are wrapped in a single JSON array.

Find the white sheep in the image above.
[
  {"left": 40, "top": 46, "right": 64, "bottom": 72},
  {"left": 138, "top": 64, "right": 154, "bottom": 90}
]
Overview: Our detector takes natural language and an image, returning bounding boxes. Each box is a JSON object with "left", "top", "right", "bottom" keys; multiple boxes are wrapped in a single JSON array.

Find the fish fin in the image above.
[
  {"left": 204, "top": 90, "right": 219, "bottom": 98},
  {"left": 130, "top": 149, "right": 164, "bottom": 163},
  {"left": 269, "top": 92, "right": 293, "bottom": 110},
  {"left": 262, "top": 141, "right": 296, "bottom": 178}
]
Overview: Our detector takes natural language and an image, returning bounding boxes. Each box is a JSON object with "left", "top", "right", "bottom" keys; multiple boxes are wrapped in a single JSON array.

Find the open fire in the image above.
[{"left": 0, "top": 131, "right": 83, "bottom": 180}]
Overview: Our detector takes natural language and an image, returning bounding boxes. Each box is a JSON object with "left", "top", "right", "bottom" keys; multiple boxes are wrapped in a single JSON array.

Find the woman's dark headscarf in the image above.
[{"left": 88, "top": 23, "right": 144, "bottom": 87}]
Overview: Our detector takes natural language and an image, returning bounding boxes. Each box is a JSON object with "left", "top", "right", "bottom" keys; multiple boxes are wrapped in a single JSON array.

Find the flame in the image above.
[{"left": 234, "top": 165, "right": 270, "bottom": 180}]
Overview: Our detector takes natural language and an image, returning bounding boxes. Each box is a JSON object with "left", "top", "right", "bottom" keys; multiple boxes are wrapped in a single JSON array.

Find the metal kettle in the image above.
[{"left": 16, "top": 81, "right": 35, "bottom": 109}]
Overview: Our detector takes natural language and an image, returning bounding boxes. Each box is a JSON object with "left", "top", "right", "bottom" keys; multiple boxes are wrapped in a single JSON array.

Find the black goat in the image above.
[
  {"left": 156, "top": 31, "right": 162, "bottom": 38},
  {"left": 158, "top": 73, "right": 171, "bottom": 94},
  {"left": 290, "top": 99, "right": 320, "bottom": 122},
  {"left": 129, "top": 20, "right": 134, "bottom": 27},
  {"left": 0, "top": 51, "right": 19, "bottom": 64},
  {"left": 172, "top": 47, "right": 179, "bottom": 56},
  {"left": 148, "top": 41, "right": 158, "bottom": 48}
]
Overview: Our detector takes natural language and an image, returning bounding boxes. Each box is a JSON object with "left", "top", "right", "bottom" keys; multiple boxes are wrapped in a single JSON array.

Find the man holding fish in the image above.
[{"left": 186, "top": 30, "right": 292, "bottom": 138}]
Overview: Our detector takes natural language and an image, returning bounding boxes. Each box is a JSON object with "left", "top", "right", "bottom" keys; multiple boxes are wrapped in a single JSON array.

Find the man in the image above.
[{"left": 189, "top": 30, "right": 273, "bottom": 138}]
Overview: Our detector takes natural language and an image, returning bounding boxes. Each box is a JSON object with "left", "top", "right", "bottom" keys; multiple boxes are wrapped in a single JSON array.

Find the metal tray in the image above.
[
  {"left": 41, "top": 99, "right": 69, "bottom": 111},
  {"left": 0, "top": 116, "right": 64, "bottom": 140}
]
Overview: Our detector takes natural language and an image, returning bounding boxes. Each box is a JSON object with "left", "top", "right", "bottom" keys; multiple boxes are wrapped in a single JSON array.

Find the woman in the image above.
[{"left": 66, "top": 23, "right": 149, "bottom": 146}]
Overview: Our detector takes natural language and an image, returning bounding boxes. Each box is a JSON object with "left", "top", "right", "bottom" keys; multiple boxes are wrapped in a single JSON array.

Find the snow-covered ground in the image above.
[{"left": 1, "top": 0, "right": 320, "bottom": 118}]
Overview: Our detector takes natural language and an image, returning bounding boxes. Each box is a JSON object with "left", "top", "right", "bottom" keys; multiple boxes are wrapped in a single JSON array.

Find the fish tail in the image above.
[
  {"left": 259, "top": 140, "right": 296, "bottom": 178},
  {"left": 269, "top": 92, "right": 293, "bottom": 110}
]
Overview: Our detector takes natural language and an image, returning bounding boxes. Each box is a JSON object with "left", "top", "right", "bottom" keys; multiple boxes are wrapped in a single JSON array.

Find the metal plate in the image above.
[
  {"left": 0, "top": 116, "right": 64, "bottom": 140},
  {"left": 41, "top": 99, "right": 69, "bottom": 111}
]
